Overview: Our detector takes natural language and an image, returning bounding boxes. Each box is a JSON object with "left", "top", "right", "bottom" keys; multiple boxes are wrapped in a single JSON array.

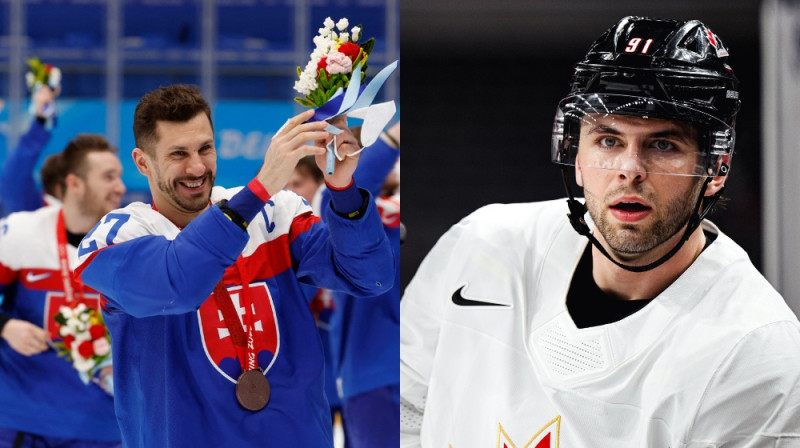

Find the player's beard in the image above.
[
  {"left": 77, "top": 187, "right": 117, "bottom": 223},
  {"left": 154, "top": 167, "right": 216, "bottom": 214},
  {"left": 584, "top": 178, "right": 703, "bottom": 256}
]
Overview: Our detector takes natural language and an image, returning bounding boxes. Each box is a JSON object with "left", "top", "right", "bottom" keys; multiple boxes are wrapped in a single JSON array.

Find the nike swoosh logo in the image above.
[
  {"left": 25, "top": 272, "right": 52, "bottom": 283},
  {"left": 451, "top": 285, "right": 510, "bottom": 307}
]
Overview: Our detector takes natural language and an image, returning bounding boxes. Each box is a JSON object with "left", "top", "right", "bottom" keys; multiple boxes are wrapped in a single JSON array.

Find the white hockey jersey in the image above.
[{"left": 401, "top": 199, "right": 800, "bottom": 448}]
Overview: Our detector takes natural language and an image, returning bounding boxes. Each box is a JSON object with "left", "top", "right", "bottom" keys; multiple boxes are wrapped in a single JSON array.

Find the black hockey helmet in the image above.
[{"left": 552, "top": 16, "right": 740, "bottom": 177}]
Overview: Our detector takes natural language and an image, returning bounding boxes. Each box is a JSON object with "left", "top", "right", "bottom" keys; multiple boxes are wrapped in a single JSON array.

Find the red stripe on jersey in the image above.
[
  {"left": 0, "top": 262, "right": 18, "bottom": 286},
  {"left": 18, "top": 268, "right": 100, "bottom": 294},
  {"left": 72, "top": 248, "right": 104, "bottom": 282},
  {"left": 222, "top": 234, "right": 293, "bottom": 285},
  {"left": 288, "top": 211, "right": 320, "bottom": 245},
  {"left": 222, "top": 210, "right": 321, "bottom": 283}
]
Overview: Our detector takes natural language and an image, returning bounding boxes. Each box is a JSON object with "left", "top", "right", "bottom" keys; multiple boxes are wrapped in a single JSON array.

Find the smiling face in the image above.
[
  {"left": 575, "top": 114, "right": 707, "bottom": 256},
  {"left": 133, "top": 112, "right": 216, "bottom": 226},
  {"left": 75, "top": 151, "right": 126, "bottom": 220}
]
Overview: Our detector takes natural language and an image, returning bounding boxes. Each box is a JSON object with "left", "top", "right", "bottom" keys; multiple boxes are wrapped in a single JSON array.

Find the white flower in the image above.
[
  {"left": 339, "top": 32, "right": 349, "bottom": 43},
  {"left": 67, "top": 317, "right": 81, "bottom": 329},
  {"left": 351, "top": 26, "right": 361, "bottom": 42},
  {"left": 79, "top": 312, "right": 90, "bottom": 322},
  {"left": 59, "top": 306, "right": 73, "bottom": 319},
  {"left": 59, "top": 326, "right": 69, "bottom": 337},
  {"left": 48, "top": 67, "right": 61, "bottom": 88},
  {"left": 323, "top": 17, "right": 335, "bottom": 30},
  {"left": 75, "top": 303, "right": 87, "bottom": 313},
  {"left": 72, "top": 351, "right": 95, "bottom": 372},
  {"left": 336, "top": 18, "right": 349, "bottom": 31},
  {"left": 25, "top": 72, "right": 34, "bottom": 89}
]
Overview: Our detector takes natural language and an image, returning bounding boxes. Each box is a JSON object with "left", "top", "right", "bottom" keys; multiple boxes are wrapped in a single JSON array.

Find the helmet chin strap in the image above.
[{"left": 560, "top": 167, "right": 724, "bottom": 273}]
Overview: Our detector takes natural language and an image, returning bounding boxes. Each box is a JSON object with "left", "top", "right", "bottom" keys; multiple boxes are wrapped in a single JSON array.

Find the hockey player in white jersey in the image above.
[{"left": 401, "top": 16, "right": 800, "bottom": 447}]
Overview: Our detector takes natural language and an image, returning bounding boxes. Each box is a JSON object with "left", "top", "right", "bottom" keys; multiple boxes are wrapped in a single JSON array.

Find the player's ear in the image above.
[
  {"left": 575, "top": 160, "right": 584, "bottom": 187},
  {"left": 64, "top": 173, "right": 81, "bottom": 194},
  {"left": 132, "top": 148, "right": 150, "bottom": 176},
  {"left": 705, "top": 154, "right": 730, "bottom": 196}
]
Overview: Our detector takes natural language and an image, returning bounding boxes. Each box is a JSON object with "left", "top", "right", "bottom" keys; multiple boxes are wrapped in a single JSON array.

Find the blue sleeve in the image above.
[
  {"left": 353, "top": 137, "right": 399, "bottom": 196},
  {"left": 291, "top": 190, "right": 394, "bottom": 298},
  {"left": 0, "top": 120, "right": 51, "bottom": 216},
  {"left": 320, "top": 137, "right": 399, "bottom": 214},
  {"left": 80, "top": 206, "right": 249, "bottom": 317}
]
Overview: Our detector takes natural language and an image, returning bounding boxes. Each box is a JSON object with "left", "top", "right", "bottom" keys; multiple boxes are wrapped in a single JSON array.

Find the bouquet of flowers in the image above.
[
  {"left": 52, "top": 303, "right": 112, "bottom": 384},
  {"left": 25, "top": 57, "right": 61, "bottom": 123},
  {"left": 25, "top": 57, "right": 61, "bottom": 93},
  {"left": 294, "top": 17, "right": 375, "bottom": 108}
]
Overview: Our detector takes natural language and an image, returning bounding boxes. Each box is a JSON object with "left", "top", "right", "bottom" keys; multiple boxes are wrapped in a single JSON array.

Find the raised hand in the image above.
[
  {"left": 256, "top": 109, "right": 330, "bottom": 196},
  {"left": 316, "top": 115, "right": 362, "bottom": 188}
]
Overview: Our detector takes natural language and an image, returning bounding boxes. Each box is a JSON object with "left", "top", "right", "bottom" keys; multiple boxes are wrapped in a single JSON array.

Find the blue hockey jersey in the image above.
[{"left": 76, "top": 185, "right": 393, "bottom": 447}]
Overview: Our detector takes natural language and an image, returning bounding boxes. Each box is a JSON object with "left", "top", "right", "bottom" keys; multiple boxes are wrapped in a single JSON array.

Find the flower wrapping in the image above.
[{"left": 52, "top": 303, "right": 112, "bottom": 388}]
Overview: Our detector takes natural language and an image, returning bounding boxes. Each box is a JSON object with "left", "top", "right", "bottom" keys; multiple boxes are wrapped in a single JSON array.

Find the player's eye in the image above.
[
  {"left": 651, "top": 140, "right": 676, "bottom": 152},
  {"left": 598, "top": 136, "right": 619, "bottom": 148}
]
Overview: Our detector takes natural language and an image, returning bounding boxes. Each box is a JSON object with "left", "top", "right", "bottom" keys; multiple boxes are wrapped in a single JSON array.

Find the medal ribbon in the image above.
[
  {"left": 56, "top": 209, "right": 84, "bottom": 303},
  {"left": 211, "top": 261, "right": 258, "bottom": 374}
]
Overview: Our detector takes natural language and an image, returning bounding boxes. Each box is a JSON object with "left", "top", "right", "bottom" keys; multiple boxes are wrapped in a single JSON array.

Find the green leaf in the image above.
[
  {"left": 360, "top": 38, "right": 375, "bottom": 56},
  {"left": 295, "top": 97, "right": 315, "bottom": 108},
  {"left": 297, "top": 66, "right": 303, "bottom": 77}
]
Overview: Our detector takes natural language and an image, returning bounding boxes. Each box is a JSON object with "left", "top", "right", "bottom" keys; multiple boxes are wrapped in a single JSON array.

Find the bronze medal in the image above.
[{"left": 236, "top": 369, "right": 270, "bottom": 411}]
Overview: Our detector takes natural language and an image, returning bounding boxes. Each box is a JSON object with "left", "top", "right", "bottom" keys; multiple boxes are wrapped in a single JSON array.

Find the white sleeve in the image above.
[
  {"left": 686, "top": 320, "right": 800, "bottom": 446},
  {"left": 400, "top": 217, "right": 468, "bottom": 447}
]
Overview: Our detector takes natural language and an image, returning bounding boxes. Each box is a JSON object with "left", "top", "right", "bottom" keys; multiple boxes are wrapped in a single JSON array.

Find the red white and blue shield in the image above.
[{"left": 196, "top": 282, "right": 280, "bottom": 382}]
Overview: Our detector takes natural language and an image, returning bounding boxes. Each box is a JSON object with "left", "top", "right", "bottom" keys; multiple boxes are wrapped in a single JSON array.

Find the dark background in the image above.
[{"left": 400, "top": 0, "right": 764, "bottom": 290}]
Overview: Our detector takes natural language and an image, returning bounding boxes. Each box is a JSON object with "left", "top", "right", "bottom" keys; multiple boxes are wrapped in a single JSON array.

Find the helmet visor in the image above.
[{"left": 551, "top": 94, "right": 734, "bottom": 177}]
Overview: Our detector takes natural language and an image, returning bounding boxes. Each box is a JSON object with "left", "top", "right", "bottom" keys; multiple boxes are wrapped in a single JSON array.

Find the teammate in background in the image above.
[
  {"left": 288, "top": 155, "right": 325, "bottom": 208},
  {"left": 322, "top": 121, "right": 400, "bottom": 448},
  {"left": 285, "top": 155, "right": 346, "bottom": 445},
  {"left": 401, "top": 17, "right": 800, "bottom": 447},
  {"left": 75, "top": 85, "right": 393, "bottom": 447},
  {"left": 0, "top": 85, "right": 59, "bottom": 217},
  {"left": 0, "top": 135, "right": 124, "bottom": 447}
]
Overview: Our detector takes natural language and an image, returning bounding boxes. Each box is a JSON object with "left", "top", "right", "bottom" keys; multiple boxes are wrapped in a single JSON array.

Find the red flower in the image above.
[
  {"left": 77, "top": 340, "right": 95, "bottom": 358},
  {"left": 316, "top": 56, "right": 331, "bottom": 81},
  {"left": 337, "top": 42, "right": 361, "bottom": 61},
  {"left": 63, "top": 334, "right": 75, "bottom": 349},
  {"left": 89, "top": 324, "right": 106, "bottom": 340}
]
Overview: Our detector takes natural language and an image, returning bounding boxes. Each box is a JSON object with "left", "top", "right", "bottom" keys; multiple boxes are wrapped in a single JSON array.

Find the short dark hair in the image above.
[
  {"left": 58, "top": 134, "right": 117, "bottom": 190},
  {"left": 295, "top": 156, "right": 324, "bottom": 185},
  {"left": 40, "top": 153, "right": 64, "bottom": 199},
  {"left": 133, "top": 84, "right": 213, "bottom": 155}
]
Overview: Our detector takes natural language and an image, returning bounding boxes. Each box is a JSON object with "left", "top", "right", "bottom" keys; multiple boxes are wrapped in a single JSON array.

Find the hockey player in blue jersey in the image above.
[
  {"left": 0, "top": 135, "right": 125, "bottom": 447},
  {"left": 75, "top": 85, "right": 394, "bottom": 447}
]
